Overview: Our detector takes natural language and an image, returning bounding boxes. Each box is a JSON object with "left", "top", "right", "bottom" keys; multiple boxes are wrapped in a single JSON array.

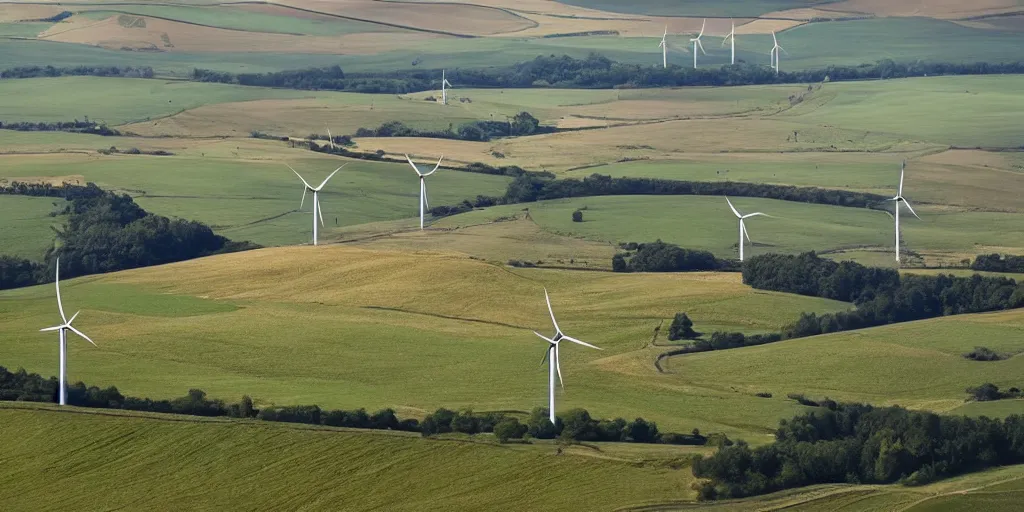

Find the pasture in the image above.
[
  {"left": 0, "top": 404, "right": 698, "bottom": 511},
  {"left": 0, "top": 195, "right": 63, "bottom": 260},
  {"left": 0, "top": 246, "right": 852, "bottom": 439}
]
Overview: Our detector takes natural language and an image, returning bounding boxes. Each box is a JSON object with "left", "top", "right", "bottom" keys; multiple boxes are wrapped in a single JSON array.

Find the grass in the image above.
[
  {"left": 552, "top": 0, "right": 833, "bottom": 17},
  {"left": 0, "top": 403, "right": 697, "bottom": 511},
  {"left": 0, "top": 195, "right": 63, "bottom": 260},
  {"left": 0, "top": 151, "right": 511, "bottom": 247},
  {"left": 0, "top": 246, "right": 851, "bottom": 440},
  {"left": 75, "top": 5, "right": 396, "bottom": 36},
  {"left": 0, "top": 21, "right": 50, "bottom": 38}
]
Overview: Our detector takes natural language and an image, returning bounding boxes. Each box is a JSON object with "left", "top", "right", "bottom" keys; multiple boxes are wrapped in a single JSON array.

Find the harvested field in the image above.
[
  {"left": 274, "top": 0, "right": 536, "bottom": 36},
  {"left": 821, "top": 0, "right": 1024, "bottom": 19}
]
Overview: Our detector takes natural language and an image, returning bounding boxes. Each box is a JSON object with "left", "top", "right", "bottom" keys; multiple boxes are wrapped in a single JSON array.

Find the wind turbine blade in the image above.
[
  {"left": 779, "top": 45, "right": 789, "bottom": 56},
  {"left": 67, "top": 310, "right": 79, "bottom": 325},
  {"left": 544, "top": 288, "right": 561, "bottom": 334},
  {"left": 554, "top": 345, "right": 564, "bottom": 389},
  {"left": 540, "top": 346, "right": 550, "bottom": 367},
  {"left": 697, "top": 38, "right": 706, "bottom": 55},
  {"left": 725, "top": 197, "right": 742, "bottom": 218},
  {"left": 39, "top": 325, "right": 64, "bottom": 332},
  {"left": 772, "top": 31, "right": 777, "bottom": 45},
  {"left": 742, "top": 212, "right": 769, "bottom": 219},
  {"left": 663, "top": 25, "right": 667, "bottom": 38},
  {"left": 405, "top": 154, "right": 423, "bottom": 176},
  {"left": 316, "top": 196, "right": 325, "bottom": 227},
  {"left": 285, "top": 163, "right": 313, "bottom": 189},
  {"left": 533, "top": 331, "right": 556, "bottom": 344},
  {"left": 55, "top": 260, "right": 67, "bottom": 323},
  {"left": 899, "top": 161, "right": 906, "bottom": 196},
  {"left": 316, "top": 164, "right": 346, "bottom": 191},
  {"left": 422, "top": 180, "right": 429, "bottom": 210},
  {"left": 562, "top": 335, "right": 603, "bottom": 351},
  {"left": 698, "top": 19, "right": 705, "bottom": 38},
  {"left": 902, "top": 200, "right": 921, "bottom": 220},
  {"left": 67, "top": 325, "right": 96, "bottom": 346},
  {"left": 423, "top": 155, "right": 443, "bottom": 176},
  {"left": 326, "top": 126, "right": 334, "bottom": 150},
  {"left": 743, "top": 222, "right": 751, "bottom": 243},
  {"left": 300, "top": 188, "right": 307, "bottom": 210}
]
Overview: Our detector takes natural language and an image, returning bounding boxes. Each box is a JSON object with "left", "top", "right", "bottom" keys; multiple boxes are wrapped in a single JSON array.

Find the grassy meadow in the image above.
[
  {"left": 0, "top": 246, "right": 853, "bottom": 439},
  {"left": 0, "top": 403, "right": 699, "bottom": 511},
  {"left": 0, "top": 195, "right": 63, "bottom": 260}
]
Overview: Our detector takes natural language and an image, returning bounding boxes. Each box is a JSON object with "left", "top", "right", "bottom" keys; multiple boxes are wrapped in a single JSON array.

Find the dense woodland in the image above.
[
  {"left": 613, "top": 240, "right": 736, "bottom": 273},
  {"left": 0, "top": 183, "right": 257, "bottom": 289},
  {"left": 0, "top": 365, "right": 710, "bottom": 445},
  {"left": 973, "top": 253, "right": 1024, "bottom": 273},
  {"left": 693, "top": 403, "right": 1024, "bottom": 499},
  {"left": 191, "top": 56, "right": 1024, "bottom": 93},
  {"left": 0, "top": 65, "right": 153, "bottom": 79},
  {"left": 353, "top": 112, "right": 553, "bottom": 142}
]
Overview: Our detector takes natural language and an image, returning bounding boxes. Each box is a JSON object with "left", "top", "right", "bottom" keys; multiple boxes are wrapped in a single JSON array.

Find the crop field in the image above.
[
  {"left": 0, "top": 404, "right": 698, "bottom": 511},
  {"left": 0, "top": 151, "right": 512, "bottom": 247},
  {"left": 552, "top": 0, "right": 836, "bottom": 17},
  {"left": 0, "top": 246, "right": 852, "bottom": 439}
]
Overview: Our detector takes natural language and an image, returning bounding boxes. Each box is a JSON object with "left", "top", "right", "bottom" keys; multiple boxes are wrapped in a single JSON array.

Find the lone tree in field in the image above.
[
  {"left": 572, "top": 210, "right": 583, "bottom": 222},
  {"left": 668, "top": 313, "right": 700, "bottom": 341}
]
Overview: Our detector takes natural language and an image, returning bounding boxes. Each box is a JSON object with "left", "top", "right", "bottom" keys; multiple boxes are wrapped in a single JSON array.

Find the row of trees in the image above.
[
  {"left": 0, "top": 119, "right": 120, "bottom": 136},
  {"left": 353, "top": 112, "right": 551, "bottom": 142},
  {"left": 0, "top": 183, "right": 259, "bottom": 290},
  {"left": 0, "top": 65, "right": 154, "bottom": 79},
  {"left": 0, "top": 366, "right": 713, "bottom": 445},
  {"left": 612, "top": 240, "right": 736, "bottom": 273},
  {"left": 972, "top": 253, "right": 1024, "bottom": 273},
  {"left": 693, "top": 403, "right": 1024, "bottom": 499},
  {"left": 191, "top": 56, "right": 1024, "bottom": 93}
]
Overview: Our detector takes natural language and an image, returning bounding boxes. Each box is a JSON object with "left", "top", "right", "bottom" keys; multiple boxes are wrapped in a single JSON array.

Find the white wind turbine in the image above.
[
  {"left": 39, "top": 259, "right": 96, "bottom": 406},
  {"left": 658, "top": 26, "right": 668, "bottom": 68},
  {"left": 286, "top": 163, "right": 345, "bottom": 246},
  {"left": 533, "top": 288, "right": 602, "bottom": 425},
  {"left": 722, "top": 20, "right": 736, "bottom": 65},
  {"left": 890, "top": 161, "right": 920, "bottom": 263},
  {"left": 770, "top": 31, "right": 786, "bottom": 74},
  {"left": 441, "top": 70, "right": 453, "bottom": 105},
  {"left": 325, "top": 126, "right": 335, "bottom": 150},
  {"left": 405, "top": 154, "right": 443, "bottom": 230},
  {"left": 726, "top": 197, "right": 770, "bottom": 262},
  {"left": 690, "top": 19, "right": 707, "bottom": 69}
]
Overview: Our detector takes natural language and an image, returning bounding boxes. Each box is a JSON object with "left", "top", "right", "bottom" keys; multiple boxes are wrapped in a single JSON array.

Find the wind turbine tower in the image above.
[
  {"left": 405, "top": 154, "right": 444, "bottom": 230},
  {"left": 533, "top": 289, "right": 602, "bottom": 424},
  {"left": 725, "top": 197, "right": 770, "bottom": 262},
  {"left": 39, "top": 259, "right": 96, "bottom": 406},
  {"left": 658, "top": 26, "right": 668, "bottom": 68},
  {"left": 891, "top": 161, "right": 921, "bottom": 263},
  {"left": 287, "top": 163, "right": 345, "bottom": 246},
  {"left": 722, "top": 20, "right": 736, "bottom": 65},
  {"left": 690, "top": 19, "right": 707, "bottom": 69},
  {"left": 770, "top": 31, "right": 786, "bottom": 75},
  {"left": 441, "top": 70, "right": 453, "bottom": 105}
]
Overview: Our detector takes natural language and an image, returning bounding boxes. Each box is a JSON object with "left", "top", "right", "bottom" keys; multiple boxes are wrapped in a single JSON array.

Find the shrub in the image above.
[
  {"left": 493, "top": 418, "right": 527, "bottom": 442},
  {"left": 963, "top": 346, "right": 1007, "bottom": 361},
  {"left": 572, "top": 210, "right": 583, "bottom": 222}
]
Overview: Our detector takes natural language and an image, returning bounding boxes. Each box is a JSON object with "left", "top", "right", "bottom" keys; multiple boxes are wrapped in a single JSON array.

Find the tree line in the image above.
[
  {"left": 0, "top": 65, "right": 154, "bottom": 79},
  {"left": 0, "top": 365, "right": 716, "bottom": 445},
  {"left": 352, "top": 112, "right": 552, "bottom": 142},
  {"left": 0, "top": 119, "right": 120, "bottom": 136},
  {"left": 0, "top": 183, "right": 258, "bottom": 290},
  {"left": 612, "top": 240, "right": 737, "bottom": 273},
  {"left": 191, "top": 55, "right": 1024, "bottom": 93},
  {"left": 693, "top": 403, "right": 1024, "bottom": 499},
  {"left": 972, "top": 253, "right": 1024, "bottom": 273}
]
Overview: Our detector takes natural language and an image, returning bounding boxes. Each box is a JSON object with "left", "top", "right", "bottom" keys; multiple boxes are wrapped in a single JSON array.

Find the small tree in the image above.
[
  {"left": 612, "top": 254, "right": 628, "bottom": 272},
  {"left": 668, "top": 313, "right": 699, "bottom": 341},
  {"left": 572, "top": 210, "right": 583, "bottom": 222},
  {"left": 493, "top": 418, "right": 527, "bottom": 443}
]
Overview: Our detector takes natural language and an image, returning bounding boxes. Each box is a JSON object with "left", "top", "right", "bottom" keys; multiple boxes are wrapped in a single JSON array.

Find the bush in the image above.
[
  {"left": 963, "top": 346, "right": 1007, "bottom": 361},
  {"left": 667, "top": 313, "right": 700, "bottom": 341},
  {"left": 572, "top": 210, "right": 583, "bottom": 222},
  {"left": 493, "top": 418, "right": 528, "bottom": 442},
  {"left": 612, "top": 253, "right": 628, "bottom": 272}
]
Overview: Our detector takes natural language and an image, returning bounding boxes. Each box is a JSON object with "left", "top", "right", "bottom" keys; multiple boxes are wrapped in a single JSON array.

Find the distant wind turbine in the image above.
[
  {"left": 722, "top": 20, "right": 736, "bottom": 65},
  {"left": 326, "top": 126, "right": 335, "bottom": 151},
  {"left": 658, "top": 26, "right": 668, "bottom": 68},
  {"left": 405, "top": 154, "right": 443, "bottom": 230},
  {"left": 726, "top": 197, "right": 770, "bottom": 262},
  {"left": 533, "top": 288, "right": 602, "bottom": 425},
  {"left": 286, "top": 163, "right": 345, "bottom": 246},
  {"left": 690, "top": 19, "right": 707, "bottom": 69},
  {"left": 441, "top": 70, "right": 453, "bottom": 105},
  {"left": 770, "top": 31, "right": 787, "bottom": 74},
  {"left": 890, "top": 161, "right": 920, "bottom": 263},
  {"left": 39, "top": 259, "right": 96, "bottom": 406}
]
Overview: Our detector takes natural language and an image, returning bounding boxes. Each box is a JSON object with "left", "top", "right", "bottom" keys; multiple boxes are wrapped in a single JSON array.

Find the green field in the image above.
[
  {"left": 0, "top": 247, "right": 851, "bottom": 439},
  {"left": 76, "top": 5, "right": 396, "bottom": 36},
  {"left": 0, "top": 152, "right": 513, "bottom": 247},
  {"left": 0, "top": 195, "right": 63, "bottom": 260},
  {"left": 0, "top": 404, "right": 699, "bottom": 511},
  {"left": 554, "top": 0, "right": 831, "bottom": 16}
]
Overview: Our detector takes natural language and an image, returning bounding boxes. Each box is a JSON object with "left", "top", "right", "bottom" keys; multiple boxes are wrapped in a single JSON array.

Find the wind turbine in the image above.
[
  {"left": 690, "top": 19, "right": 707, "bottom": 69},
  {"left": 405, "top": 154, "right": 443, "bottom": 230},
  {"left": 725, "top": 197, "right": 769, "bottom": 262},
  {"left": 722, "top": 20, "right": 736, "bottom": 65},
  {"left": 770, "top": 31, "right": 786, "bottom": 75},
  {"left": 658, "top": 26, "right": 668, "bottom": 68},
  {"left": 286, "top": 163, "right": 345, "bottom": 246},
  {"left": 39, "top": 259, "right": 96, "bottom": 406},
  {"left": 533, "top": 288, "right": 602, "bottom": 425},
  {"left": 326, "top": 126, "right": 335, "bottom": 151},
  {"left": 890, "top": 161, "right": 920, "bottom": 263},
  {"left": 441, "top": 70, "right": 453, "bottom": 105}
]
